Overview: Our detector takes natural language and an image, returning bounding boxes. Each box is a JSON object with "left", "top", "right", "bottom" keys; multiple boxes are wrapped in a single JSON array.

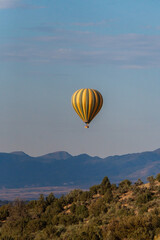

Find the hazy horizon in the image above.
[{"left": 2, "top": 146, "right": 159, "bottom": 159}]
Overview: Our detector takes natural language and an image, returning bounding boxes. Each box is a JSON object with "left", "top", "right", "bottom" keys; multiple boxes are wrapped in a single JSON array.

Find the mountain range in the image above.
[{"left": 1, "top": 148, "right": 160, "bottom": 188}]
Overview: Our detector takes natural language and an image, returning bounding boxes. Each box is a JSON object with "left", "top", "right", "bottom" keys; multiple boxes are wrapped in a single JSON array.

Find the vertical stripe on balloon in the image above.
[{"left": 71, "top": 88, "right": 103, "bottom": 125}]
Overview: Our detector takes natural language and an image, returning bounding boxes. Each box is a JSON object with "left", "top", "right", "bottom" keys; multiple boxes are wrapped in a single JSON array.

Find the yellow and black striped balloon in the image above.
[{"left": 71, "top": 88, "right": 103, "bottom": 128}]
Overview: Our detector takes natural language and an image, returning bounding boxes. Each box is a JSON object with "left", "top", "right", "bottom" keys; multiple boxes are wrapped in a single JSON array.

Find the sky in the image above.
[{"left": 1, "top": 0, "right": 160, "bottom": 157}]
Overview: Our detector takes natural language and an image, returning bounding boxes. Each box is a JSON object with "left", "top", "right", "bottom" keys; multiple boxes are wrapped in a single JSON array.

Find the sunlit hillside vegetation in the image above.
[{"left": 1, "top": 175, "right": 160, "bottom": 239}]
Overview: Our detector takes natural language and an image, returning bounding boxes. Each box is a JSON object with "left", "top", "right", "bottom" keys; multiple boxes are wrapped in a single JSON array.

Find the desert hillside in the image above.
[{"left": 1, "top": 174, "right": 160, "bottom": 239}]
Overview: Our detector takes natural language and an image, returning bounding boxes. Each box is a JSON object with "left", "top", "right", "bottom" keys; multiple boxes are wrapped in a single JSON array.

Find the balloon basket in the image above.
[{"left": 85, "top": 125, "right": 89, "bottom": 128}]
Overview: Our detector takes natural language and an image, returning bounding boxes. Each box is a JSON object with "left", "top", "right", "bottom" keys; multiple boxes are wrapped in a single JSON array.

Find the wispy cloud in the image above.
[
  {"left": 72, "top": 20, "right": 111, "bottom": 27},
  {"left": 18, "top": 4, "right": 46, "bottom": 9},
  {"left": 26, "top": 20, "right": 112, "bottom": 32},
  {"left": 0, "top": 0, "right": 45, "bottom": 9},
  {"left": 0, "top": 0, "right": 19, "bottom": 9},
  {"left": 2, "top": 31, "right": 160, "bottom": 68}
]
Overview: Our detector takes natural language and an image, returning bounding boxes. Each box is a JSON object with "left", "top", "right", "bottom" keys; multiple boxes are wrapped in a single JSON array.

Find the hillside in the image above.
[
  {"left": 1, "top": 148, "right": 160, "bottom": 188},
  {"left": 1, "top": 175, "right": 160, "bottom": 239}
]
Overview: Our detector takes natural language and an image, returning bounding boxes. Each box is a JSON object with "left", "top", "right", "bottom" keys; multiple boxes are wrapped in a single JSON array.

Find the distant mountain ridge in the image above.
[
  {"left": 11, "top": 151, "right": 29, "bottom": 156},
  {"left": 1, "top": 149, "right": 160, "bottom": 188},
  {"left": 39, "top": 151, "right": 72, "bottom": 161}
]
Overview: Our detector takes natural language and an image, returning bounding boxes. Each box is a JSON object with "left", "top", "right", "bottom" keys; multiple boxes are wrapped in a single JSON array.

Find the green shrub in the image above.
[
  {"left": 118, "top": 179, "right": 132, "bottom": 193},
  {"left": 89, "top": 198, "right": 107, "bottom": 217},
  {"left": 134, "top": 178, "right": 143, "bottom": 186},
  {"left": 0, "top": 205, "right": 9, "bottom": 221},
  {"left": 89, "top": 185, "right": 100, "bottom": 195},
  {"left": 136, "top": 190, "right": 152, "bottom": 205},
  {"left": 103, "top": 189, "right": 113, "bottom": 203},
  {"left": 156, "top": 173, "right": 160, "bottom": 182},
  {"left": 100, "top": 176, "right": 111, "bottom": 194}
]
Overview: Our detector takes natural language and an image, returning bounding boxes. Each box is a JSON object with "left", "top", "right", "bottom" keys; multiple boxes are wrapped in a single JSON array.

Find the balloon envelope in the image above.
[{"left": 71, "top": 88, "right": 103, "bottom": 127}]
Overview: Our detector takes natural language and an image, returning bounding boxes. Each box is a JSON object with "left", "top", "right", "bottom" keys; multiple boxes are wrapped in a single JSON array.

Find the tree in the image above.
[
  {"left": 104, "top": 188, "right": 113, "bottom": 203},
  {"left": 118, "top": 179, "right": 132, "bottom": 193},
  {"left": 89, "top": 185, "right": 100, "bottom": 196},
  {"left": 156, "top": 173, "right": 160, "bottom": 182},
  {"left": 100, "top": 176, "right": 111, "bottom": 194},
  {"left": 0, "top": 204, "right": 9, "bottom": 221},
  {"left": 46, "top": 193, "right": 55, "bottom": 206},
  {"left": 75, "top": 204, "right": 89, "bottom": 219},
  {"left": 36, "top": 194, "right": 47, "bottom": 215},
  {"left": 1, "top": 199, "right": 30, "bottom": 239},
  {"left": 65, "top": 189, "right": 83, "bottom": 203},
  {"left": 147, "top": 176, "right": 155, "bottom": 188},
  {"left": 136, "top": 190, "right": 152, "bottom": 205},
  {"left": 89, "top": 198, "right": 107, "bottom": 217},
  {"left": 134, "top": 178, "right": 143, "bottom": 186}
]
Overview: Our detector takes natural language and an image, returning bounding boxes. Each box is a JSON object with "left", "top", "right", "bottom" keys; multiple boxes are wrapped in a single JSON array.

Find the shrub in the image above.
[
  {"left": 0, "top": 205, "right": 9, "bottom": 221},
  {"left": 147, "top": 176, "right": 155, "bottom": 188},
  {"left": 58, "top": 214, "right": 78, "bottom": 226},
  {"left": 103, "top": 189, "right": 113, "bottom": 203},
  {"left": 89, "top": 185, "right": 100, "bottom": 196},
  {"left": 79, "top": 191, "right": 92, "bottom": 201},
  {"left": 75, "top": 204, "right": 89, "bottom": 219},
  {"left": 118, "top": 179, "right": 132, "bottom": 193},
  {"left": 136, "top": 190, "right": 152, "bottom": 205},
  {"left": 65, "top": 189, "right": 83, "bottom": 204},
  {"left": 156, "top": 173, "right": 160, "bottom": 182},
  {"left": 89, "top": 198, "right": 107, "bottom": 217},
  {"left": 100, "top": 176, "right": 111, "bottom": 194},
  {"left": 46, "top": 193, "right": 55, "bottom": 206},
  {"left": 134, "top": 178, "right": 143, "bottom": 186}
]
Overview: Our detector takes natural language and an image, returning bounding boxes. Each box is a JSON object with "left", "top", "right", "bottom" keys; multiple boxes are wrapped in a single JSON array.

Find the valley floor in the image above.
[{"left": 0, "top": 186, "right": 82, "bottom": 200}]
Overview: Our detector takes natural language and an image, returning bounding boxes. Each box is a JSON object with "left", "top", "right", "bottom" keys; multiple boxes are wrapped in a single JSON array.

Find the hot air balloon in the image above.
[{"left": 71, "top": 88, "right": 103, "bottom": 128}]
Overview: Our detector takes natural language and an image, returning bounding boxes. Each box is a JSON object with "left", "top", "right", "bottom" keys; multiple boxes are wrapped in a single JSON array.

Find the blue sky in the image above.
[{"left": 1, "top": 0, "right": 160, "bottom": 157}]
